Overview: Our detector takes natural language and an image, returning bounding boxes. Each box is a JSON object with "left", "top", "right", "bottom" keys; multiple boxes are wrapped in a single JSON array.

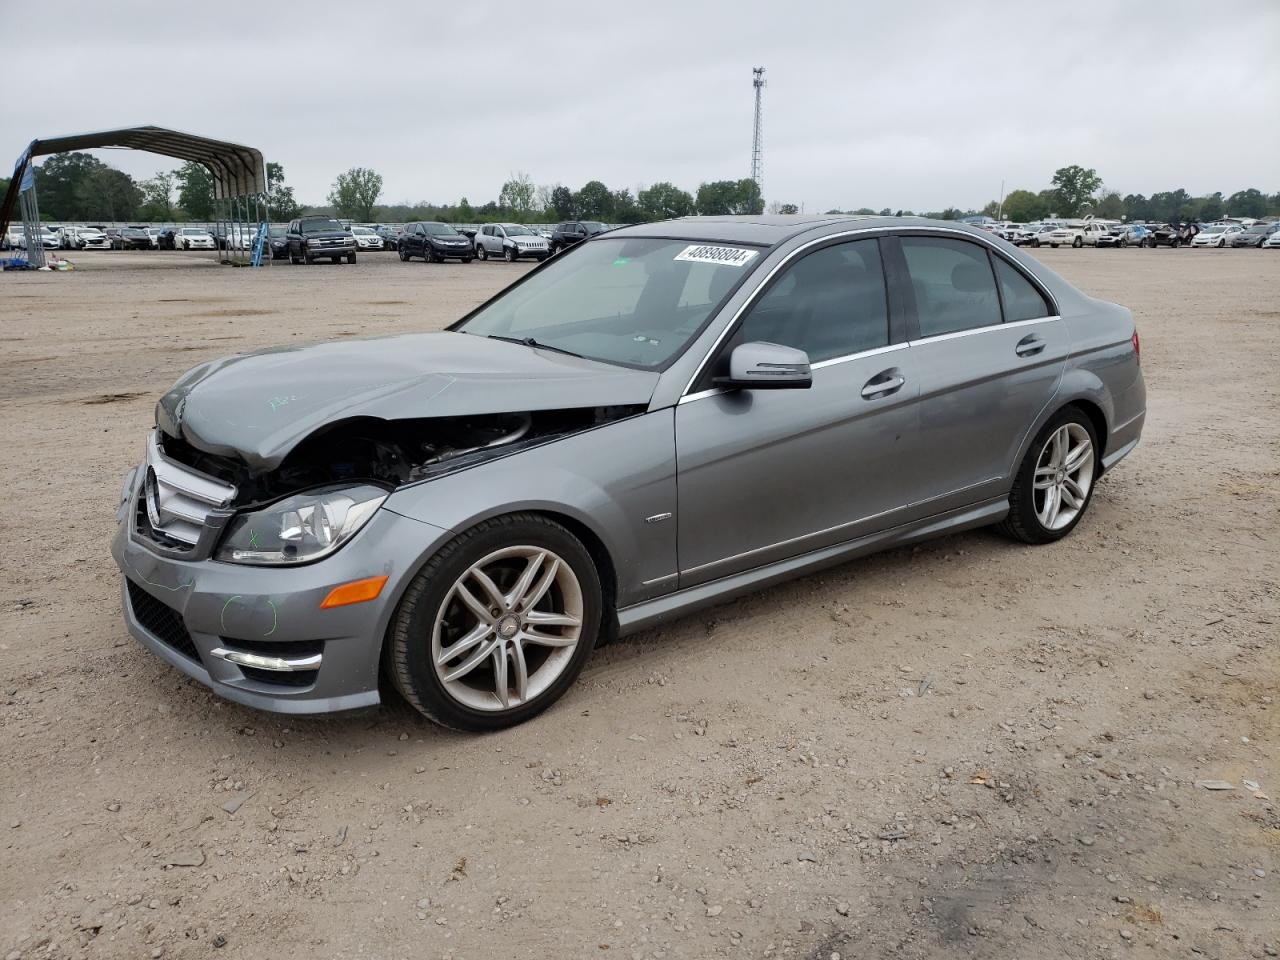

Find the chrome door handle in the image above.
[
  {"left": 1015, "top": 333, "right": 1046, "bottom": 357},
  {"left": 861, "top": 370, "right": 906, "bottom": 399}
]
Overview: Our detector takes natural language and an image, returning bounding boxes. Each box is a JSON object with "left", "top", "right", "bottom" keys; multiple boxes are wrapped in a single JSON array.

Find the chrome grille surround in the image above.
[{"left": 139, "top": 431, "right": 237, "bottom": 549}]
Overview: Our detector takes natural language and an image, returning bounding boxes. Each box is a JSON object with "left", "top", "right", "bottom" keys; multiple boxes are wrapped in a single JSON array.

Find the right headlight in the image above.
[{"left": 216, "top": 484, "right": 387, "bottom": 566}]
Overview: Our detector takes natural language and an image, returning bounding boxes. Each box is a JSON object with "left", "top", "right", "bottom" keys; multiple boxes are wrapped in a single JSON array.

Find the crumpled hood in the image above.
[{"left": 157, "top": 331, "right": 660, "bottom": 472}]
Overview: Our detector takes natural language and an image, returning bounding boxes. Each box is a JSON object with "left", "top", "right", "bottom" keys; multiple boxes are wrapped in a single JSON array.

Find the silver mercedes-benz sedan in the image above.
[{"left": 113, "top": 215, "right": 1145, "bottom": 730}]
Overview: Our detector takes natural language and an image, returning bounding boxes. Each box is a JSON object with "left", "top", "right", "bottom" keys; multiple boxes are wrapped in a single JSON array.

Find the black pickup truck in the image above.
[{"left": 287, "top": 216, "right": 357, "bottom": 264}]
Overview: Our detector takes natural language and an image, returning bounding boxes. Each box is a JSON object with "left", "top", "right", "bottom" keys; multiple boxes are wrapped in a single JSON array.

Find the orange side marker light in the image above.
[{"left": 320, "top": 575, "right": 389, "bottom": 609}]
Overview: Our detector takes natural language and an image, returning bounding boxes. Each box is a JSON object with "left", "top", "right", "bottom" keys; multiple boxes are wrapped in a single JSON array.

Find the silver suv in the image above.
[{"left": 473, "top": 223, "right": 550, "bottom": 262}]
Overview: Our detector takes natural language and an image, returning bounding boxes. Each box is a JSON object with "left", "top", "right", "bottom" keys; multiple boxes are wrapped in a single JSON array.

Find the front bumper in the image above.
[
  {"left": 111, "top": 470, "right": 452, "bottom": 714},
  {"left": 512, "top": 246, "right": 549, "bottom": 258},
  {"left": 184, "top": 239, "right": 216, "bottom": 249},
  {"left": 432, "top": 243, "right": 474, "bottom": 258},
  {"left": 305, "top": 243, "right": 356, "bottom": 256}
]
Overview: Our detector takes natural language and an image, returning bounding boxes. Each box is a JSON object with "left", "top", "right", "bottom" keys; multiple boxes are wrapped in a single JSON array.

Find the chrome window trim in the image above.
[
  {"left": 810, "top": 341, "right": 908, "bottom": 370},
  {"left": 680, "top": 225, "right": 1057, "bottom": 398},
  {"left": 908, "top": 314, "right": 1060, "bottom": 347}
]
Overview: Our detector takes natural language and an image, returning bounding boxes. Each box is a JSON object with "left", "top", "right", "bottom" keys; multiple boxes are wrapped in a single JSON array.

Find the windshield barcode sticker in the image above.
[{"left": 673, "top": 244, "right": 758, "bottom": 267}]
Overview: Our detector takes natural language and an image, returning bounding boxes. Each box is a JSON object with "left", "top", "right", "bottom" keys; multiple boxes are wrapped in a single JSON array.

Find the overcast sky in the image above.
[{"left": 5, "top": 2, "right": 1278, "bottom": 212}]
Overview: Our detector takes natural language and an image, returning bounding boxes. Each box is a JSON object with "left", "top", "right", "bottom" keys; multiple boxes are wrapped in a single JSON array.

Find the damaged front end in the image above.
[{"left": 136, "top": 406, "right": 643, "bottom": 564}]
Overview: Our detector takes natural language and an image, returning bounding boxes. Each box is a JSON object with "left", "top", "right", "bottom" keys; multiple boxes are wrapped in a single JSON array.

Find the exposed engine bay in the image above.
[{"left": 160, "top": 406, "right": 644, "bottom": 508}]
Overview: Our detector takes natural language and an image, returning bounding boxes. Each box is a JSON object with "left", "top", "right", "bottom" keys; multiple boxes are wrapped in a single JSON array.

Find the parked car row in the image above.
[{"left": 979, "top": 218, "right": 1280, "bottom": 250}]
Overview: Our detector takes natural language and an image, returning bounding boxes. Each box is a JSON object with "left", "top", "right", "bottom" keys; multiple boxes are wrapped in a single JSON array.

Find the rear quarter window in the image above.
[{"left": 993, "top": 258, "right": 1053, "bottom": 322}]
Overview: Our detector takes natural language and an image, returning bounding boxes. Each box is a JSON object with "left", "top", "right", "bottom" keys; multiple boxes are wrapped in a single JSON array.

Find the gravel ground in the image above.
[{"left": 1, "top": 247, "right": 1277, "bottom": 960}]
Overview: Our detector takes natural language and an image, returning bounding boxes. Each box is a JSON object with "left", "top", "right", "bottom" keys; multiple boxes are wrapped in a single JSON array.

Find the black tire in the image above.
[
  {"left": 304, "top": 247, "right": 315, "bottom": 264},
  {"left": 476, "top": 245, "right": 488, "bottom": 261},
  {"left": 462, "top": 257, "right": 473, "bottom": 264},
  {"left": 290, "top": 246, "right": 301, "bottom": 265},
  {"left": 535, "top": 255, "right": 548, "bottom": 262},
  {"left": 385, "top": 513, "right": 603, "bottom": 731},
  {"left": 399, "top": 246, "right": 409, "bottom": 261},
  {"left": 503, "top": 245, "right": 516, "bottom": 263},
  {"left": 997, "top": 406, "right": 1100, "bottom": 545},
  {"left": 1031, "top": 239, "right": 1040, "bottom": 248},
  {"left": 347, "top": 252, "right": 357, "bottom": 264},
  {"left": 1072, "top": 236, "right": 1083, "bottom": 248}
]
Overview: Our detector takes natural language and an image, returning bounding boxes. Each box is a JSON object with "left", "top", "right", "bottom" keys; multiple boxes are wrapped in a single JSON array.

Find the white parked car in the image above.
[
  {"left": 61, "top": 226, "right": 112, "bottom": 250},
  {"left": 351, "top": 226, "right": 385, "bottom": 250},
  {"left": 31, "top": 227, "right": 61, "bottom": 249},
  {"left": 1032, "top": 221, "right": 1111, "bottom": 248},
  {"left": 1190, "top": 224, "right": 1244, "bottom": 248},
  {"left": 3, "top": 225, "right": 26, "bottom": 250},
  {"left": 1263, "top": 228, "right": 1280, "bottom": 249},
  {"left": 175, "top": 227, "right": 216, "bottom": 250},
  {"left": 146, "top": 227, "right": 165, "bottom": 249}
]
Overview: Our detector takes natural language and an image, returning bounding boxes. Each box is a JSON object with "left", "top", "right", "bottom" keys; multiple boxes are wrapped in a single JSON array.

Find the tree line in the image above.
[
  {"left": 7, "top": 156, "right": 1278, "bottom": 226},
  {"left": 322, "top": 169, "right": 766, "bottom": 225}
]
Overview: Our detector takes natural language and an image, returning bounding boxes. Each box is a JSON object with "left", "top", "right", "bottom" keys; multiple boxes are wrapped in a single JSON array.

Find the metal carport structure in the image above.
[{"left": 0, "top": 125, "right": 268, "bottom": 268}]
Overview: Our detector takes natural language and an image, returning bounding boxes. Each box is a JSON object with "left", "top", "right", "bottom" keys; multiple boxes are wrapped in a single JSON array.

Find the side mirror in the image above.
[{"left": 715, "top": 341, "right": 812, "bottom": 390}]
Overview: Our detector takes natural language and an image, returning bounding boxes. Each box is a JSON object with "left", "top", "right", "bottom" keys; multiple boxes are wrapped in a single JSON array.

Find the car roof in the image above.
[{"left": 607, "top": 214, "right": 999, "bottom": 248}]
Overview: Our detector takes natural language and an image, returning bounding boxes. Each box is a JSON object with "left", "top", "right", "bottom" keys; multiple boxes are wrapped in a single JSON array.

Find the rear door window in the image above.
[{"left": 900, "top": 237, "right": 1001, "bottom": 338}]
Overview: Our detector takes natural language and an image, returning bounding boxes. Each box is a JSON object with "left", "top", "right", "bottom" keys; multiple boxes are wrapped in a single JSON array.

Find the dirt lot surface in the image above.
[{"left": 1, "top": 247, "right": 1277, "bottom": 960}]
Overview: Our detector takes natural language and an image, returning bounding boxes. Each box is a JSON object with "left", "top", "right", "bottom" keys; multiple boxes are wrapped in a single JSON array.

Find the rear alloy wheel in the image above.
[
  {"left": 1072, "top": 236, "right": 1083, "bottom": 248},
  {"left": 387, "top": 515, "right": 601, "bottom": 731},
  {"left": 998, "top": 408, "right": 1099, "bottom": 544},
  {"left": 399, "top": 246, "right": 409, "bottom": 261},
  {"left": 503, "top": 246, "right": 517, "bottom": 263}
]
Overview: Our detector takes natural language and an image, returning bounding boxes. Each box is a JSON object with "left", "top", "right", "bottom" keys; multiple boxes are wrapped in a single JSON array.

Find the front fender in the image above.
[{"left": 382, "top": 410, "right": 678, "bottom": 607}]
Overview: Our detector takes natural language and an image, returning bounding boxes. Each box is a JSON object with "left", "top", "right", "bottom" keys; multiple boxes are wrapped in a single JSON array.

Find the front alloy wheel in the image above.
[
  {"left": 387, "top": 515, "right": 601, "bottom": 730},
  {"left": 998, "top": 408, "right": 1098, "bottom": 544},
  {"left": 432, "top": 546, "right": 583, "bottom": 712},
  {"left": 503, "top": 246, "right": 517, "bottom": 263}
]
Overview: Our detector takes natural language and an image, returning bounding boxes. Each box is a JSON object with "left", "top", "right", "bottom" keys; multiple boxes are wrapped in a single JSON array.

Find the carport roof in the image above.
[{"left": 16, "top": 124, "right": 267, "bottom": 198}]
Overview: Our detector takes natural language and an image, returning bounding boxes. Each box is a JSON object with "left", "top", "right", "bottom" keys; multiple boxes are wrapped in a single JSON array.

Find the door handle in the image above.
[
  {"left": 1015, "top": 333, "right": 1046, "bottom": 357},
  {"left": 861, "top": 368, "right": 906, "bottom": 399}
]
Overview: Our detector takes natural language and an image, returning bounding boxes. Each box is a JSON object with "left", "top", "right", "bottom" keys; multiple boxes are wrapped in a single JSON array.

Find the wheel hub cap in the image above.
[{"left": 497, "top": 615, "right": 520, "bottom": 639}]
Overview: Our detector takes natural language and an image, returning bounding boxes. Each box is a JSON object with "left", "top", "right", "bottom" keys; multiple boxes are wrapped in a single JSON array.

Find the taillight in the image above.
[{"left": 1131, "top": 329, "right": 1140, "bottom": 362}]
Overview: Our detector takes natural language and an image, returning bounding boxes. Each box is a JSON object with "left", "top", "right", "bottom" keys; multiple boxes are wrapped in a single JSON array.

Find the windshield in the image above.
[
  {"left": 352, "top": 227, "right": 373, "bottom": 235},
  {"left": 270, "top": 226, "right": 286, "bottom": 237},
  {"left": 1201, "top": 226, "right": 1225, "bottom": 234},
  {"left": 457, "top": 238, "right": 755, "bottom": 370},
  {"left": 425, "top": 223, "right": 458, "bottom": 236},
  {"left": 503, "top": 224, "right": 533, "bottom": 236},
  {"left": 301, "top": 219, "right": 344, "bottom": 233},
  {"left": 180, "top": 228, "right": 205, "bottom": 235}
]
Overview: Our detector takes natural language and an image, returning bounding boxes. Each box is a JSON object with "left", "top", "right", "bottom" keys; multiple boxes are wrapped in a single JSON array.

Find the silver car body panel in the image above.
[
  {"left": 112, "top": 215, "right": 1144, "bottom": 714},
  {"left": 156, "top": 330, "right": 660, "bottom": 472}
]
